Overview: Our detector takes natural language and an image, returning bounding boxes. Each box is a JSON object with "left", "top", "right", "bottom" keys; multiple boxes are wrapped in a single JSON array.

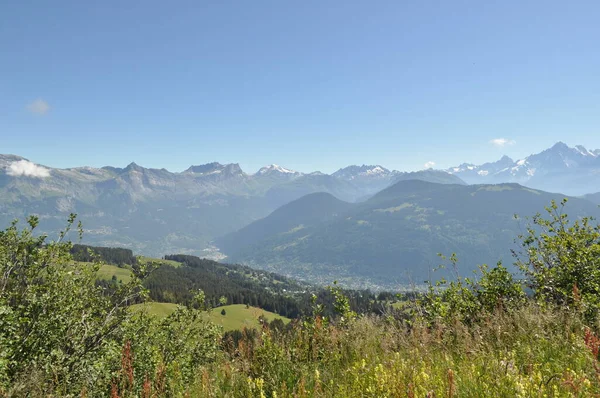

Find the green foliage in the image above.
[
  {"left": 70, "top": 243, "right": 137, "bottom": 266},
  {"left": 145, "top": 254, "right": 310, "bottom": 318},
  {"left": 327, "top": 282, "right": 357, "bottom": 326},
  {"left": 515, "top": 198, "right": 600, "bottom": 323},
  {"left": 131, "top": 302, "right": 291, "bottom": 332},
  {"left": 120, "top": 291, "right": 221, "bottom": 396},
  {"left": 97, "top": 263, "right": 133, "bottom": 283},
  {"left": 212, "top": 303, "right": 600, "bottom": 397},
  {"left": 0, "top": 215, "right": 150, "bottom": 393},
  {"left": 421, "top": 254, "right": 525, "bottom": 324},
  {"left": 0, "top": 216, "right": 221, "bottom": 396}
]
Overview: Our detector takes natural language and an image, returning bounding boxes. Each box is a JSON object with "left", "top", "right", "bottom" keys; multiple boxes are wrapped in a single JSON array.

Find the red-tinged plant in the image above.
[{"left": 585, "top": 328, "right": 600, "bottom": 359}]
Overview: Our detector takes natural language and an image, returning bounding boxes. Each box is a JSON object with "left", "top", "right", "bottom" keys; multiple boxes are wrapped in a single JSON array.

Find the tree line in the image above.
[{"left": 71, "top": 243, "right": 137, "bottom": 266}]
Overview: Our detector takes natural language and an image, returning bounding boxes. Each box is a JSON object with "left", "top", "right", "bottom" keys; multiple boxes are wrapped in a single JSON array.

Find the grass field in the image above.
[
  {"left": 96, "top": 264, "right": 133, "bottom": 283},
  {"left": 131, "top": 302, "right": 290, "bottom": 331},
  {"left": 209, "top": 304, "right": 291, "bottom": 331},
  {"left": 95, "top": 256, "right": 181, "bottom": 284},
  {"left": 138, "top": 256, "right": 182, "bottom": 267},
  {"left": 132, "top": 302, "right": 179, "bottom": 317}
]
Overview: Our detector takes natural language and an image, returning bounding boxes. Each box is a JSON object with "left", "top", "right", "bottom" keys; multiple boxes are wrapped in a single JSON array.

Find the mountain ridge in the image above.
[
  {"left": 0, "top": 154, "right": 462, "bottom": 257},
  {"left": 2, "top": 141, "right": 598, "bottom": 264},
  {"left": 221, "top": 179, "right": 600, "bottom": 289},
  {"left": 446, "top": 142, "right": 600, "bottom": 195}
]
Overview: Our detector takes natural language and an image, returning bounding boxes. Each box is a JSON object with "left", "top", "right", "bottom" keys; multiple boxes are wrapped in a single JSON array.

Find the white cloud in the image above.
[
  {"left": 490, "top": 138, "right": 516, "bottom": 147},
  {"left": 424, "top": 161, "right": 436, "bottom": 169},
  {"left": 6, "top": 160, "right": 51, "bottom": 178},
  {"left": 26, "top": 99, "right": 50, "bottom": 115}
]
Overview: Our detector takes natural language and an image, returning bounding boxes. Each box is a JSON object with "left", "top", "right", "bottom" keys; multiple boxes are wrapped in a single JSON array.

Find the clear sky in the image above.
[{"left": 1, "top": 1, "right": 599, "bottom": 174}]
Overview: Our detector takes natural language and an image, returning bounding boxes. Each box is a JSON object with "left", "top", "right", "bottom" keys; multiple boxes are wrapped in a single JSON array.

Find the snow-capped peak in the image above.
[
  {"left": 575, "top": 145, "right": 597, "bottom": 157},
  {"left": 332, "top": 165, "right": 392, "bottom": 180},
  {"left": 366, "top": 166, "right": 386, "bottom": 175},
  {"left": 256, "top": 164, "right": 297, "bottom": 175}
]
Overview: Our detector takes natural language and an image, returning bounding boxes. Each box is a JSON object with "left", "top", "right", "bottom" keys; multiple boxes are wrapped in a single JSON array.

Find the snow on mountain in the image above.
[
  {"left": 447, "top": 156, "right": 514, "bottom": 180},
  {"left": 0, "top": 155, "right": 27, "bottom": 172},
  {"left": 332, "top": 165, "right": 394, "bottom": 180},
  {"left": 256, "top": 164, "right": 299, "bottom": 175},
  {"left": 446, "top": 142, "right": 600, "bottom": 195},
  {"left": 575, "top": 145, "right": 597, "bottom": 157}
]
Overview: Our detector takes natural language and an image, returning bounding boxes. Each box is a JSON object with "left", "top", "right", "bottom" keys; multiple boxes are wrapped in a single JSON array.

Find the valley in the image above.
[{"left": 3, "top": 142, "right": 600, "bottom": 289}]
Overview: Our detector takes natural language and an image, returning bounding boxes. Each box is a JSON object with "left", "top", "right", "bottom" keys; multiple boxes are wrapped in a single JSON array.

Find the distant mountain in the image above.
[
  {"left": 332, "top": 165, "right": 398, "bottom": 196},
  {"left": 264, "top": 174, "right": 364, "bottom": 207},
  {"left": 333, "top": 165, "right": 465, "bottom": 197},
  {"left": 446, "top": 142, "right": 600, "bottom": 195},
  {"left": 333, "top": 165, "right": 393, "bottom": 180},
  {"left": 448, "top": 155, "right": 515, "bottom": 181},
  {"left": 221, "top": 180, "right": 600, "bottom": 289},
  {"left": 583, "top": 192, "right": 600, "bottom": 205},
  {"left": 0, "top": 158, "right": 275, "bottom": 257},
  {"left": 391, "top": 170, "right": 466, "bottom": 186},
  {"left": 184, "top": 162, "right": 244, "bottom": 177},
  {"left": 216, "top": 192, "right": 354, "bottom": 255},
  {"left": 3, "top": 144, "right": 596, "bottom": 263},
  {"left": 256, "top": 164, "right": 301, "bottom": 177},
  {"left": 1, "top": 155, "right": 458, "bottom": 257}
]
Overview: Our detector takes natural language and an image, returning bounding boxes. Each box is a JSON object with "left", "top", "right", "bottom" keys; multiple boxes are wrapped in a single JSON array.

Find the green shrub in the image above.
[
  {"left": 0, "top": 216, "right": 221, "bottom": 396},
  {"left": 515, "top": 199, "right": 600, "bottom": 323},
  {"left": 420, "top": 254, "right": 525, "bottom": 324}
]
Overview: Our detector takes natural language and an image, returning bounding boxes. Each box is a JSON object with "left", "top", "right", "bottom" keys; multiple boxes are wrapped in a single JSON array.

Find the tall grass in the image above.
[{"left": 99, "top": 303, "right": 600, "bottom": 397}]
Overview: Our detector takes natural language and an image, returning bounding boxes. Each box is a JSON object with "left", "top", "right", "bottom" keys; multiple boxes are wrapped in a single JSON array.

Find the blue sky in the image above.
[{"left": 1, "top": 1, "right": 599, "bottom": 173}]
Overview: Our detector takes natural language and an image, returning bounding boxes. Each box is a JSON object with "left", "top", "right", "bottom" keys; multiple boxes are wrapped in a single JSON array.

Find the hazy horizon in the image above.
[{"left": 1, "top": 140, "right": 597, "bottom": 175}]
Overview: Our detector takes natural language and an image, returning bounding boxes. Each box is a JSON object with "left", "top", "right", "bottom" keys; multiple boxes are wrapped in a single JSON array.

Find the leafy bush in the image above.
[
  {"left": 0, "top": 216, "right": 220, "bottom": 396},
  {"left": 420, "top": 254, "right": 525, "bottom": 324},
  {"left": 515, "top": 199, "right": 600, "bottom": 323},
  {"left": 0, "top": 215, "right": 149, "bottom": 393}
]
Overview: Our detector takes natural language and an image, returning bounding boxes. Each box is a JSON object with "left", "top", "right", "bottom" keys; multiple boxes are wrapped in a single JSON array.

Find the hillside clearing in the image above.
[{"left": 131, "top": 302, "right": 290, "bottom": 331}]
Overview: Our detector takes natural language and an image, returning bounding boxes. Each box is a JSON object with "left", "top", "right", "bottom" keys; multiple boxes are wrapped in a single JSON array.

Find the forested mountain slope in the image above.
[{"left": 222, "top": 180, "right": 600, "bottom": 289}]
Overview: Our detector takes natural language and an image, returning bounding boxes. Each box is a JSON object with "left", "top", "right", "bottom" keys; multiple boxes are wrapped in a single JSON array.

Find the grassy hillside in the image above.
[
  {"left": 226, "top": 181, "right": 600, "bottom": 288},
  {"left": 131, "top": 301, "right": 179, "bottom": 318},
  {"left": 138, "top": 256, "right": 182, "bottom": 267},
  {"left": 131, "top": 302, "right": 290, "bottom": 331},
  {"left": 96, "top": 264, "right": 133, "bottom": 283},
  {"left": 90, "top": 250, "right": 309, "bottom": 320},
  {"left": 209, "top": 304, "right": 290, "bottom": 331},
  {"left": 144, "top": 255, "right": 310, "bottom": 318},
  {"left": 95, "top": 255, "right": 180, "bottom": 284}
]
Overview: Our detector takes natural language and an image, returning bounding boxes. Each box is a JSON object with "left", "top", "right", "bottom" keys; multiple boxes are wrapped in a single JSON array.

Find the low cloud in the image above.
[
  {"left": 7, "top": 160, "right": 51, "bottom": 178},
  {"left": 490, "top": 138, "right": 516, "bottom": 147},
  {"left": 26, "top": 99, "right": 51, "bottom": 115},
  {"left": 424, "top": 161, "right": 436, "bottom": 169}
]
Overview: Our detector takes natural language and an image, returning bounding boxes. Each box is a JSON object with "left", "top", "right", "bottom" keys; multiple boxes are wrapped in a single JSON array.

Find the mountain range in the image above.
[
  {"left": 0, "top": 154, "right": 460, "bottom": 257},
  {"left": 583, "top": 192, "right": 600, "bottom": 205},
  {"left": 2, "top": 141, "right": 600, "bottom": 288},
  {"left": 446, "top": 142, "right": 600, "bottom": 195},
  {"left": 218, "top": 180, "right": 600, "bottom": 289}
]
